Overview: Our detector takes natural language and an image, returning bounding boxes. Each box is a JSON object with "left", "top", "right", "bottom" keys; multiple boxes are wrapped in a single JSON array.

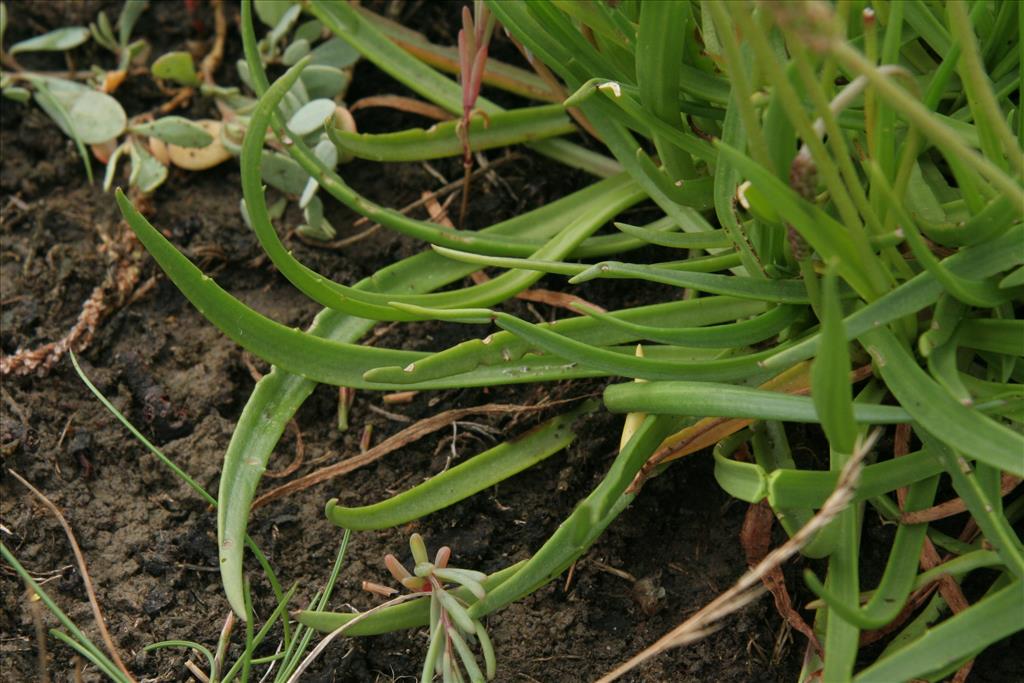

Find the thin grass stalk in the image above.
[
  {"left": 829, "top": 40, "right": 1023, "bottom": 205},
  {"left": 946, "top": 1, "right": 1023, "bottom": 175}
]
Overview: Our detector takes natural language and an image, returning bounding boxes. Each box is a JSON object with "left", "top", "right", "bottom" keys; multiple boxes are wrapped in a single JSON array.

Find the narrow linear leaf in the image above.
[
  {"left": 861, "top": 326, "right": 1024, "bottom": 476},
  {"left": 325, "top": 402, "right": 596, "bottom": 529},
  {"left": 603, "top": 381, "right": 910, "bottom": 424},
  {"left": 327, "top": 104, "right": 575, "bottom": 162},
  {"left": 853, "top": 579, "right": 1024, "bottom": 683}
]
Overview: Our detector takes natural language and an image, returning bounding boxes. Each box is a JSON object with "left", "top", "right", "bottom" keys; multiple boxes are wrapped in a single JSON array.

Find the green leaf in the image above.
[
  {"left": 130, "top": 116, "right": 214, "bottom": 147},
  {"left": 367, "top": 296, "right": 763, "bottom": 386},
  {"left": 325, "top": 402, "right": 596, "bottom": 529},
  {"left": 91, "top": 11, "right": 116, "bottom": 51},
  {"left": 62, "top": 88, "right": 126, "bottom": 144},
  {"left": 117, "top": 0, "right": 148, "bottom": 46},
  {"left": 854, "top": 580, "right": 1024, "bottom": 683},
  {"left": 570, "top": 261, "right": 836, "bottom": 304},
  {"left": 293, "top": 19, "right": 323, "bottom": 44},
  {"left": 310, "top": 35, "right": 360, "bottom": 68},
  {"left": 286, "top": 97, "right": 335, "bottom": 136},
  {"left": 613, "top": 221, "right": 732, "bottom": 250},
  {"left": 810, "top": 268, "right": 857, "bottom": 455},
  {"left": 763, "top": 225, "right": 1024, "bottom": 370},
  {"left": 128, "top": 141, "right": 168, "bottom": 193},
  {"left": 298, "top": 195, "right": 336, "bottom": 240},
  {"left": 254, "top": 0, "right": 293, "bottom": 28},
  {"left": 306, "top": 0, "right": 619, "bottom": 177},
  {"left": 2, "top": 86, "right": 29, "bottom": 103},
  {"left": 299, "top": 64, "right": 349, "bottom": 100},
  {"left": 603, "top": 381, "right": 911, "bottom": 424},
  {"left": 260, "top": 150, "right": 309, "bottom": 195},
  {"left": 956, "top": 318, "right": 1024, "bottom": 357},
  {"left": 30, "top": 81, "right": 92, "bottom": 180},
  {"left": 297, "top": 562, "right": 525, "bottom": 636},
  {"left": 326, "top": 103, "right": 575, "bottom": 162},
  {"left": 281, "top": 37, "right": 310, "bottom": 66},
  {"left": 713, "top": 434, "right": 768, "bottom": 502},
  {"left": 861, "top": 326, "right": 1024, "bottom": 476},
  {"left": 265, "top": 3, "right": 301, "bottom": 53},
  {"left": 102, "top": 143, "right": 129, "bottom": 192},
  {"left": 468, "top": 415, "right": 681, "bottom": 619},
  {"left": 152, "top": 51, "right": 200, "bottom": 87},
  {"left": 10, "top": 25, "right": 89, "bottom": 54}
]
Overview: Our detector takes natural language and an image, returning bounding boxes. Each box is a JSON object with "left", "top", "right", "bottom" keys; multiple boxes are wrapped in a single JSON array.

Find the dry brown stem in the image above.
[{"left": 349, "top": 95, "right": 453, "bottom": 121}]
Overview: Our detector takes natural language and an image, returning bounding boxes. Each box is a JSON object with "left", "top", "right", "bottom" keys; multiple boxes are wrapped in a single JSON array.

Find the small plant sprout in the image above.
[
  {"left": 383, "top": 534, "right": 496, "bottom": 683},
  {"left": 456, "top": 1, "right": 495, "bottom": 226}
]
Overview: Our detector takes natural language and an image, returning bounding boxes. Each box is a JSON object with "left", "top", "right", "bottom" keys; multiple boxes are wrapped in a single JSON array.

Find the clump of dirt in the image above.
[{"left": 3, "top": 3, "right": 1020, "bottom": 683}]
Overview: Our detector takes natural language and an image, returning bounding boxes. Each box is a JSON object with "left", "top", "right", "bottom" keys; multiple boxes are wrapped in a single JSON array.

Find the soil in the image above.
[{"left": 1, "top": 3, "right": 1020, "bottom": 683}]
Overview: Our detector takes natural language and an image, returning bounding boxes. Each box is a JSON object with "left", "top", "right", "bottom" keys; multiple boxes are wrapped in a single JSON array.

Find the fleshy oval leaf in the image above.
[
  {"left": 300, "top": 64, "right": 349, "bottom": 100},
  {"left": 310, "top": 35, "right": 359, "bottom": 68},
  {"left": 152, "top": 50, "right": 200, "bottom": 86},
  {"left": 260, "top": 150, "right": 308, "bottom": 195},
  {"left": 131, "top": 116, "right": 214, "bottom": 148},
  {"left": 281, "top": 37, "right": 310, "bottom": 66},
  {"left": 10, "top": 26, "right": 89, "bottom": 54},
  {"left": 67, "top": 89, "right": 127, "bottom": 144},
  {"left": 286, "top": 97, "right": 335, "bottom": 136}
]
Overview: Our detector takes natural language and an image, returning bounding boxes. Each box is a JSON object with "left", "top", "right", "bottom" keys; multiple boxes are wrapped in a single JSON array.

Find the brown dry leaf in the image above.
[{"left": 349, "top": 95, "right": 453, "bottom": 121}]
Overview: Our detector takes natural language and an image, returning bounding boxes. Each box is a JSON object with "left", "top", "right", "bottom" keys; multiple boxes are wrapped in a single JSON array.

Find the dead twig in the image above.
[
  {"left": 469, "top": 269, "right": 607, "bottom": 314},
  {"left": 740, "top": 500, "right": 822, "bottom": 656},
  {"left": 263, "top": 420, "right": 305, "bottom": 479},
  {"left": 199, "top": 0, "right": 227, "bottom": 84},
  {"left": 9, "top": 470, "right": 135, "bottom": 682},
  {"left": 27, "top": 587, "right": 51, "bottom": 683},
  {"left": 901, "top": 473, "right": 1021, "bottom": 524},
  {"left": 349, "top": 95, "right": 453, "bottom": 121},
  {"left": 382, "top": 391, "right": 418, "bottom": 405},
  {"left": 367, "top": 404, "right": 413, "bottom": 423}
]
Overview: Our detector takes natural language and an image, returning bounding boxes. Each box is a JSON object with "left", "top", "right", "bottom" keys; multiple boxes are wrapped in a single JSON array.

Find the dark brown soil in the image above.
[{"left": 2, "top": 3, "right": 1019, "bottom": 683}]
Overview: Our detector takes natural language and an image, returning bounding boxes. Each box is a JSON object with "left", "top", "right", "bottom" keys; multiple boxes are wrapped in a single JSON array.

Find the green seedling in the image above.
[{"left": 378, "top": 534, "right": 497, "bottom": 683}]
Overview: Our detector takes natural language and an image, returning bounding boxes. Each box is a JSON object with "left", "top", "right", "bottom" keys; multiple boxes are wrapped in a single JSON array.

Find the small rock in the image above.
[{"left": 143, "top": 586, "right": 174, "bottom": 615}]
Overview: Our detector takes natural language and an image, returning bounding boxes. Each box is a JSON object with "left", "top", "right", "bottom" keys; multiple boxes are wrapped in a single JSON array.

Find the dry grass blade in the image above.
[
  {"left": 263, "top": 420, "right": 305, "bottom": 479},
  {"left": 468, "top": 269, "right": 607, "bottom": 314},
  {"left": 8, "top": 469, "right": 135, "bottom": 682},
  {"left": 901, "top": 474, "right": 1021, "bottom": 524},
  {"left": 597, "top": 429, "right": 881, "bottom": 683},
  {"left": 252, "top": 399, "right": 586, "bottom": 509},
  {"left": 349, "top": 95, "right": 453, "bottom": 121},
  {"left": 27, "top": 586, "right": 51, "bottom": 683}
]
